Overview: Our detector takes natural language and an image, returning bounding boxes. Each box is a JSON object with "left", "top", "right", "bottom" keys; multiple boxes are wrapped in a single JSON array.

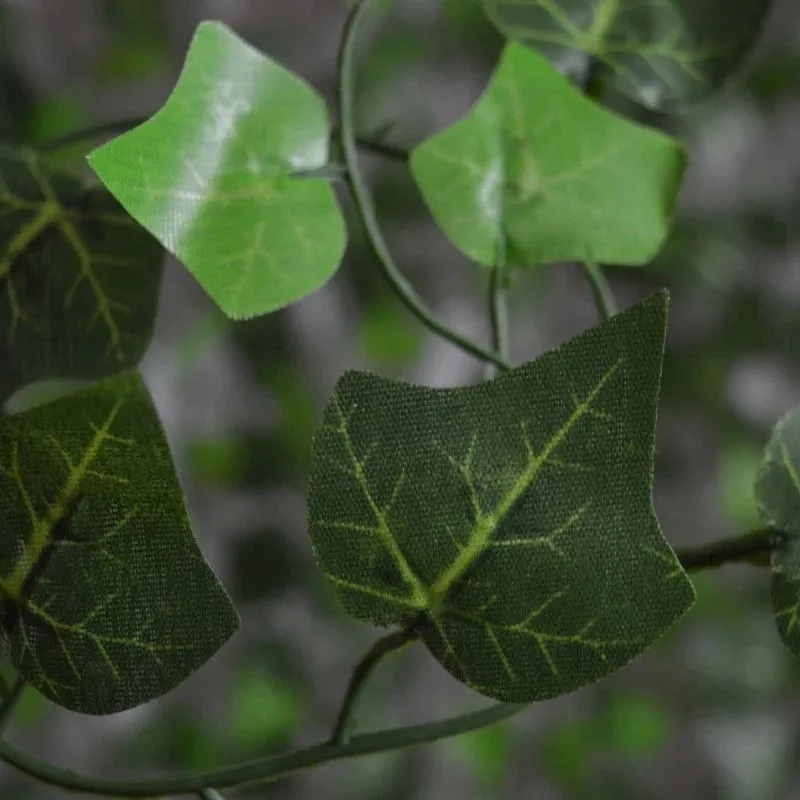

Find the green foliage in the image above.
[
  {"left": 481, "top": 0, "right": 773, "bottom": 108},
  {"left": 542, "top": 693, "right": 673, "bottom": 793},
  {"left": 0, "top": 146, "right": 162, "bottom": 403},
  {"left": 411, "top": 44, "right": 685, "bottom": 268},
  {"left": 756, "top": 406, "right": 800, "bottom": 658},
  {"left": 0, "top": 0, "right": 790, "bottom": 794},
  {"left": 308, "top": 293, "right": 693, "bottom": 702},
  {"left": 449, "top": 722, "right": 514, "bottom": 785},
  {"left": 359, "top": 297, "right": 423, "bottom": 367},
  {"left": 228, "top": 666, "right": 305, "bottom": 749},
  {"left": 0, "top": 372, "right": 238, "bottom": 713},
  {"left": 88, "top": 21, "right": 347, "bottom": 320}
]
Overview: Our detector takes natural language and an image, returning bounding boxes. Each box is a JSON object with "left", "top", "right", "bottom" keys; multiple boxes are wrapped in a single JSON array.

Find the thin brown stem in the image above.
[{"left": 676, "top": 528, "right": 785, "bottom": 572}]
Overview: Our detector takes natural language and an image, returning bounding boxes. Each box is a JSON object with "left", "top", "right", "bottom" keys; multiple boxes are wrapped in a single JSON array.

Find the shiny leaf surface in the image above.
[
  {"left": 88, "top": 21, "right": 346, "bottom": 319},
  {"left": 411, "top": 44, "right": 685, "bottom": 269}
]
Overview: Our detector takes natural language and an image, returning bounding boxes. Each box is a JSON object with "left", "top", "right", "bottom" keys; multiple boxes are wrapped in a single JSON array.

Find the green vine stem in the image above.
[
  {"left": 35, "top": 117, "right": 408, "bottom": 166},
  {"left": 0, "top": 675, "right": 25, "bottom": 736},
  {"left": 330, "top": 622, "right": 421, "bottom": 745},
  {"left": 35, "top": 118, "right": 149, "bottom": 152},
  {"left": 339, "top": 0, "right": 510, "bottom": 373},
  {"left": 0, "top": 701, "right": 525, "bottom": 797},
  {"left": 578, "top": 261, "right": 618, "bottom": 321},
  {"left": 676, "top": 528, "right": 784, "bottom": 572},
  {"left": 485, "top": 235, "right": 511, "bottom": 380}
]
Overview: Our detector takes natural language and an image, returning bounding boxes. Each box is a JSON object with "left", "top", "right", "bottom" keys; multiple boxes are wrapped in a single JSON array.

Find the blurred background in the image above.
[{"left": 1, "top": 0, "right": 800, "bottom": 798}]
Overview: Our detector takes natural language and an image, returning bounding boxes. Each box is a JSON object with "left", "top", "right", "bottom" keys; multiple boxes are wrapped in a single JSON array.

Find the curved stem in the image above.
[
  {"left": 345, "top": 133, "right": 408, "bottom": 164},
  {"left": 676, "top": 528, "right": 784, "bottom": 572},
  {"left": 578, "top": 261, "right": 617, "bottom": 322},
  {"left": 485, "top": 232, "right": 511, "bottom": 379},
  {"left": 338, "top": 0, "right": 509, "bottom": 372},
  {"left": 0, "top": 675, "right": 25, "bottom": 736},
  {"left": 573, "top": 58, "right": 617, "bottom": 323},
  {"left": 35, "top": 118, "right": 149, "bottom": 152},
  {"left": 488, "top": 269, "right": 510, "bottom": 359},
  {"left": 0, "top": 700, "right": 526, "bottom": 797},
  {"left": 34, "top": 116, "right": 408, "bottom": 166},
  {"left": 330, "top": 623, "right": 421, "bottom": 745}
]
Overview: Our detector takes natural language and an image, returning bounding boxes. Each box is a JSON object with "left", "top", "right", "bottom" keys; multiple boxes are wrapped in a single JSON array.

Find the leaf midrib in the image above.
[
  {"left": 0, "top": 201, "right": 60, "bottom": 281},
  {"left": 0, "top": 401, "right": 125, "bottom": 598},
  {"left": 430, "top": 358, "right": 624, "bottom": 602}
]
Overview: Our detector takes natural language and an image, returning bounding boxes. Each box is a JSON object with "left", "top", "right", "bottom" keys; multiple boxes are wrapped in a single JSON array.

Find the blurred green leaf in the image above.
[
  {"left": 481, "top": 0, "right": 773, "bottom": 109},
  {"left": 744, "top": 50, "right": 800, "bottom": 109},
  {"left": 130, "top": 710, "right": 220, "bottom": 771},
  {"left": 186, "top": 436, "right": 248, "bottom": 486},
  {"left": 604, "top": 693, "right": 673, "bottom": 753},
  {"left": 0, "top": 146, "right": 163, "bottom": 403},
  {"left": 542, "top": 716, "right": 594, "bottom": 794},
  {"left": 718, "top": 440, "right": 763, "bottom": 529},
  {"left": 98, "top": 0, "right": 169, "bottom": 81},
  {"left": 268, "top": 367, "right": 318, "bottom": 476},
  {"left": 450, "top": 721, "right": 514, "bottom": 784},
  {"left": 29, "top": 98, "right": 84, "bottom": 147},
  {"left": 755, "top": 406, "right": 800, "bottom": 659},
  {"left": 411, "top": 44, "right": 685, "bottom": 269},
  {"left": 359, "top": 298, "right": 422, "bottom": 367},
  {"left": 229, "top": 666, "right": 304, "bottom": 749},
  {"left": 88, "top": 21, "right": 346, "bottom": 319}
]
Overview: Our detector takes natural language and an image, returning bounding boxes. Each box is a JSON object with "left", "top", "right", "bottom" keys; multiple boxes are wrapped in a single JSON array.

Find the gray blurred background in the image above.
[{"left": 2, "top": 1, "right": 800, "bottom": 798}]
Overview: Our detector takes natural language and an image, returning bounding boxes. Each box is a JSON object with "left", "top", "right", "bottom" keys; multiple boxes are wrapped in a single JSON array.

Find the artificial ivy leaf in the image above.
[
  {"left": 410, "top": 44, "right": 685, "bottom": 269},
  {"left": 308, "top": 292, "right": 693, "bottom": 702},
  {"left": 481, "top": 0, "right": 772, "bottom": 109},
  {"left": 88, "top": 21, "right": 347, "bottom": 320},
  {"left": 755, "top": 406, "right": 800, "bottom": 657},
  {"left": 0, "top": 146, "right": 162, "bottom": 404},
  {"left": 0, "top": 372, "right": 238, "bottom": 714}
]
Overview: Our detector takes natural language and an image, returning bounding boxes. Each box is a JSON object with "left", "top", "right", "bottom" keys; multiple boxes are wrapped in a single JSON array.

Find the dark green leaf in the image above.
[
  {"left": 755, "top": 406, "right": 800, "bottom": 657},
  {"left": 411, "top": 44, "right": 685, "bottom": 268},
  {"left": 481, "top": 0, "right": 773, "bottom": 108},
  {"left": 308, "top": 292, "right": 693, "bottom": 702},
  {"left": 0, "top": 372, "right": 238, "bottom": 714},
  {"left": 0, "top": 147, "right": 163, "bottom": 403},
  {"left": 88, "top": 21, "right": 347, "bottom": 320}
]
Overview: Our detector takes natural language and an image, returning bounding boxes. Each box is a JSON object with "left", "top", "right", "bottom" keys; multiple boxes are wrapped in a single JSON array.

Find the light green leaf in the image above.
[
  {"left": 87, "top": 21, "right": 347, "bottom": 320},
  {"left": 308, "top": 292, "right": 693, "bottom": 702},
  {"left": 0, "top": 146, "right": 163, "bottom": 403},
  {"left": 0, "top": 372, "right": 238, "bottom": 714},
  {"left": 410, "top": 44, "right": 685, "bottom": 269},
  {"left": 755, "top": 406, "right": 800, "bottom": 657},
  {"left": 481, "top": 0, "right": 772, "bottom": 108}
]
